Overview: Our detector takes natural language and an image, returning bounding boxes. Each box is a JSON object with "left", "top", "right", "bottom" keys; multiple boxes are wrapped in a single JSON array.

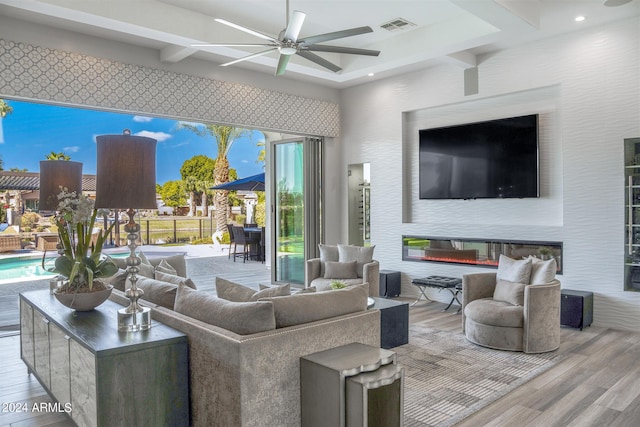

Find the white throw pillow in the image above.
[
  {"left": 493, "top": 279, "right": 526, "bottom": 306},
  {"left": 337, "top": 244, "right": 375, "bottom": 278},
  {"left": 528, "top": 256, "right": 557, "bottom": 284},
  {"left": 496, "top": 255, "right": 532, "bottom": 284}
]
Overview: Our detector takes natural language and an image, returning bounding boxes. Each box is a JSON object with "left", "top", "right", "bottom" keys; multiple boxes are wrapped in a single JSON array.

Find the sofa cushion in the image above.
[
  {"left": 110, "top": 254, "right": 155, "bottom": 278},
  {"left": 136, "top": 276, "right": 178, "bottom": 309},
  {"left": 155, "top": 258, "right": 177, "bottom": 276},
  {"left": 338, "top": 244, "right": 375, "bottom": 278},
  {"left": 464, "top": 298, "right": 524, "bottom": 328},
  {"left": 155, "top": 270, "right": 197, "bottom": 290},
  {"left": 323, "top": 260, "right": 358, "bottom": 279},
  {"left": 216, "top": 278, "right": 290, "bottom": 302},
  {"left": 528, "top": 257, "right": 557, "bottom": 284},
  {"left": 493, "top": 279, "right": 526, "bottom": 306},
  {"left": 260, "top": 283, "right": 368, "bottom": 328},
  {"left": 109, "top": 268, "right": 129, "bottom": 291},
  {"left": 174, "top": 284, "right": 276, "bottom": 335},
  {"left": 496, "top": 255, "right": 532, "bottom": 284}
]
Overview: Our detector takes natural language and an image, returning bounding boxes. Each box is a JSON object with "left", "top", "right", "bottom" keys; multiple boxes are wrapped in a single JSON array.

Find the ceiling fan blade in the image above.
[
  {"left": 297, "top": 50, "right": 342, "bottom": 73},
  {"left": 220, "top": 48, "right": 277, "bottom": 67},
  {"left": 215, "top": 18, "right": 279, "bottom": 43},
  {"left": 298, "top": 26, "right": 373, "bottom": 46},
  {"left": 305, "top": 45, "right": 380, "bottom": 56},
  {"left": 192, "top": 43, "right": 276, "bottom": 48},
  {"left": 283, "top": 10, "right": 306, "bottom": 41},
  {"left": 275, "top": 55, "right": 291, "bottom": 76}
]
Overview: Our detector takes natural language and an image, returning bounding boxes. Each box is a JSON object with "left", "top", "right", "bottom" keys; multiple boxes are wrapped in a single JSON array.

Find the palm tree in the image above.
[
  {"left": 0, "top": 99, "right": 12, "bottom": 118},
  {"left": 183, "top": 175, "right": 198, "bottom": 216},
  {"left": 179, "top": 124, "right": 251, "bottom": 232}
]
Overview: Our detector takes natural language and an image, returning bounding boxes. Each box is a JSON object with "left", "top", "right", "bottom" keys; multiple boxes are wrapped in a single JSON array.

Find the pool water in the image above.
[
  {"left": 0, "top": 257, "right": 58, "bottom": 282},
  {"left": 0, "top": 253, "right": 130, "bottom": 283}
]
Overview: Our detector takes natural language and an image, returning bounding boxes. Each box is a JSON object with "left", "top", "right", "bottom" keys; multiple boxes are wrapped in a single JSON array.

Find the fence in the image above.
[{"left": 108, "top": 217, "right": 215, "bottom": 246}]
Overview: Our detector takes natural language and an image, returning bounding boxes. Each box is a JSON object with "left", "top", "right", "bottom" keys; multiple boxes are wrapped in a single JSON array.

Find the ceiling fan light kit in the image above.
[{"left": 196, "top": 2, "right": 380, "bottom": 75}]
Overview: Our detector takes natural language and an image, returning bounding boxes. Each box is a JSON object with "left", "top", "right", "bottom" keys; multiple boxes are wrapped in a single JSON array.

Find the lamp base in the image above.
[{"left": 117, "top": 306, "right": 152, "bottom": 332}]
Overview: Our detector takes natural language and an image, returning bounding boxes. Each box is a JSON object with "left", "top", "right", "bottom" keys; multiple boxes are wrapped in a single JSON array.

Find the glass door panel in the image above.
[{"left": 273, "top": 140, "right": 305, "bottom": 284}]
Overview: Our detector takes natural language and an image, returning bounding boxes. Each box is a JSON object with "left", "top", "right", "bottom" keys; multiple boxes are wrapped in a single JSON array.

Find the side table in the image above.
[{"left": 370, "top": 297, "right": 409, "bottom": 349}]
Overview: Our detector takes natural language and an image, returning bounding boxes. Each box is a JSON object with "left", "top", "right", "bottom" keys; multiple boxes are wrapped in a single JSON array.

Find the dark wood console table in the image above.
[{"left": 20, "top": 290, "right": 189, "bottom": 427}]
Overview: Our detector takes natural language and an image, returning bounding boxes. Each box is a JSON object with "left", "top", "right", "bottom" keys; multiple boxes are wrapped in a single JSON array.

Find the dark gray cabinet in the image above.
[{"left": 20, "top": 290, "right": 189, "bottom": 427}]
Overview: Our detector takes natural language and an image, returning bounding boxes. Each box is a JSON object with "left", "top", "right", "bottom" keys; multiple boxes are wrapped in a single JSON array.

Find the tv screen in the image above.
[{"left": 419, "top": 114, "right": 539, "bottom": 199}]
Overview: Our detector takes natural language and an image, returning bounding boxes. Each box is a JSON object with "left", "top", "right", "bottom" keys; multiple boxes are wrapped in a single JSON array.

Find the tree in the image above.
[
  {"left": 180, "top": 155, "right": 216, "bottom": 217},
  {"left": 0, "top": 99, "right": 12, "bottom": 118},
  {"left": 179, "top": 125, "right": 251, "bottom": 232},
  {"left": 157, "top": 181, "right": 185, "bottom": 212},
  {"left": 45, "top": 151, "right": 71, "bottom": 160}
]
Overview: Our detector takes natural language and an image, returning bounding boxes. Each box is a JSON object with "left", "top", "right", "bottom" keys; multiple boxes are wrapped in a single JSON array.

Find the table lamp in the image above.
[
  {"left": 94, "top": 129, "right": 157, "bottom": 332},
  {"left": 38, "top": 160, "right": 83, "bottom": 211}
]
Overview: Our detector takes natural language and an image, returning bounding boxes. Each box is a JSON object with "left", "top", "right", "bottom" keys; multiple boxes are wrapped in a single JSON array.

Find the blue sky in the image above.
[{"left": 0, "top": 99, "right": 265, "bottom": 184}]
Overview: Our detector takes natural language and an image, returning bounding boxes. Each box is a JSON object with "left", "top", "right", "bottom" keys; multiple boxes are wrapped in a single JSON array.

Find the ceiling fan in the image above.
[{"left": 192, "top": 0, "right": 380, "bottom": 76}]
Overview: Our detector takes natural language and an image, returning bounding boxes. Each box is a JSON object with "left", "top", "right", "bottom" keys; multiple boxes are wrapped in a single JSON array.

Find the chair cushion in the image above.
[
  {"left": 260, "top": 283, "right": 368, "bottom": 328},
  {"left": 174, "top": 284, "right": 276, "bottom": 335},
  {"left": 319, "top": 244, "right": 339, "bottom": 277},
  {"left": 323, "top": 260, "right": 358, "bottom": 279},
  {"left": 493, "top": 279, "right": 526, "bottom": 306},
  {"left": 496, "top": 255, "right": 532, "bottom": 284},
  {"left": 464, "top": 298, "right": 524, "bottom": 328},
  {"left": 528, "top": 256, "right": 557, "bottom": 284},
  {"left": 216, "top": 277, "right": 290, "bottom": 302},
  {"left": 337, "top": 244, "right": 375, "bottom": 278},
  {"left": 309, "top": 277, "right": 364, "bottom": 292}
]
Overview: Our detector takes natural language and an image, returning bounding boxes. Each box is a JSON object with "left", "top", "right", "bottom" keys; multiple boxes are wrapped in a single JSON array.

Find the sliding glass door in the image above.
[{"left": 271, "top": 137, "right": 322, "bottom": 284}]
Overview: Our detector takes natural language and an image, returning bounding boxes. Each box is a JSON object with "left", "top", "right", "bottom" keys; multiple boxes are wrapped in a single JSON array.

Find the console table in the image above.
[{"left": 20, "top": 290, "right": 189, "bottom": 427}]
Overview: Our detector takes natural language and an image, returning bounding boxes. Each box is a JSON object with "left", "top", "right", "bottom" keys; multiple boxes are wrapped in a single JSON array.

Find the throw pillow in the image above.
[
  {"left": 496, "top": 255, "right": 532, "bottom": 284},
  {"left": 250, "top": 283, "right": 291, "bottom": 301},
  {"left": 318, "top": 244, "right": 339, "bottom": 277},
  {"left": 216, "top": 278, "right": 256, "bottom": 302},
  {"left": 174, "top": 284, "right": 276, "bottom": 335},
  {"left": 528, "top": 256, "right": 557, "bottom": 284},
  {"left": 337, "top": 244, "right": 375, "bottom": 278},
  {"left": 260, "top": 283, "right": 368, "bottom": 328},
  {"left": 493, "top": 279, "right": 527, "bottom": 306},
  {"left": 155, "top": 270, "right": 198, "bottom": 290},
  {"left": 136, "top": 277, "right": 178, "bottom": 309},
  {"left": 155, "top": 259, "right": 177, "bottom": 276},
  {"left": 323, "top": 260, "right": 358, "bottom": 279},
  {"left": 109, "top": 268, "right": 130, "bottom": 291}
]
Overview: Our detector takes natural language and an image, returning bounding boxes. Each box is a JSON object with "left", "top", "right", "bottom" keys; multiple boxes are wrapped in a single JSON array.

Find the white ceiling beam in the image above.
[
  {"left": 443, "top": 51, "right": 477, "bottom": 69},
  {"left": 160, "top": 45, "right": 197, "bottom": 63}
]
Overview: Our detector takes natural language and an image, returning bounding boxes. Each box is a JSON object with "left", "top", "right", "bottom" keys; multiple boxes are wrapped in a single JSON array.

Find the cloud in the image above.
[
  {"left": 64, "top": 146, "right": 80, "bottom": 153},
  {"left": 133, "top": 116, "right": 153, "bottom": 122},
  {"left": 177, "top": 120, "right": 204, "bottom": 127},
  {"left": 134, "top": 130, "right": 172, "bottom": 142}
]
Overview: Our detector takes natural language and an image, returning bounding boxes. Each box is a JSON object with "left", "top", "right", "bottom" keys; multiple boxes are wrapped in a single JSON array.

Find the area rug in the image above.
[{"left": 397, "top": 324, "right": 563, "bottom": 427}]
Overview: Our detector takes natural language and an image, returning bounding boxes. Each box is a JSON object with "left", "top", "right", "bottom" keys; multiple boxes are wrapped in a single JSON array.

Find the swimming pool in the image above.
[
  {"left": 0, "top": 252, "right": 131, "bottom": 284},
  {"left": 0, "top": 256, "right": 58, "bottom": 283}
]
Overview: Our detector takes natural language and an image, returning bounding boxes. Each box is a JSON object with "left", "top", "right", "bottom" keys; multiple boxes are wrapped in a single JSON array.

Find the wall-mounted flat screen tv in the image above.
[{"left": 419, "top": 114, "right": 539, "bottom": 199}]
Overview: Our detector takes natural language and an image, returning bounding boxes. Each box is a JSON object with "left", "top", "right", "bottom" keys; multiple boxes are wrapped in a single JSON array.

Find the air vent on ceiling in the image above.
[{"left": 380, "top": 18, "right": 416, "bottom": 32}]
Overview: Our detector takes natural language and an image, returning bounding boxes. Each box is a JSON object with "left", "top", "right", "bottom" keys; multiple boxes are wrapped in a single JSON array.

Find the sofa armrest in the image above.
[
  {"left": 523, "top": 280, "right": 561, "bottom": 353},
  {"left": 462, "top": 272, "right": 497, "bottom": 333},
  {"left": 363, "top": 260, "right": 380, "bottom": 297},
  {"left": 305, "top": 258, "right": 321, "bottom": 287}
]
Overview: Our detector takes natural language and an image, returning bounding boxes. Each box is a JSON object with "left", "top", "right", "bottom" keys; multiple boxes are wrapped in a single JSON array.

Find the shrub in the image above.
[{"left": 21, "top": 211, "right": 40, "bottom": 230}]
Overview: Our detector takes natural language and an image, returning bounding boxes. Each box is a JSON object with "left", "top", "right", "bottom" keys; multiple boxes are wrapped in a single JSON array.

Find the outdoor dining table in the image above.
[{"left": 243, "top": 227, "right": 263, "bottom": 261}]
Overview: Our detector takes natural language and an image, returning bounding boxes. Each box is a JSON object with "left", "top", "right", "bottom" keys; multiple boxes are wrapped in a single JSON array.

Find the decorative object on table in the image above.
[
  {"left": 95, "top": 129, "right": 157, "bottom": 332},
  {"left": 330, "top": 280, "right": 347, "bottom": 290},
  {"left": 50, "top": 188, "right": 118, "bottom": 311}
]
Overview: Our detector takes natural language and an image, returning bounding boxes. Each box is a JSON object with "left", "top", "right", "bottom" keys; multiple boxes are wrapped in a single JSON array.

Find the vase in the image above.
[{"left": 53, "top": 284, "right": 113, "bottom": 311}]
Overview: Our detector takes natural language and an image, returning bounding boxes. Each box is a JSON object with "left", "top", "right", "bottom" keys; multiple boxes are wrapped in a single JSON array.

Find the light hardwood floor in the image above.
[{"left": 1, "top": 298, "right": 639, "bottom": 426}]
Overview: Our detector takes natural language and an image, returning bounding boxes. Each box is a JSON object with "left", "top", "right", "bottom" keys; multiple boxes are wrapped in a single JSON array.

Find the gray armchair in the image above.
[
  {"left": 305, "top": 244, "right": 380, "bottom": 297},
  {"left": 462, "top": 271, "right": 561, "bottom": 353}
]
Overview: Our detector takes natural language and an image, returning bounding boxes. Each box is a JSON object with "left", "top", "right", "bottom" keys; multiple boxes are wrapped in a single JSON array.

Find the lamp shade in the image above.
[
  {"left": 94, "top": 133, "right": 157, "bottom": 210},
  {"left": 39, "top": 160, "right": 83, "bottom": 211}
]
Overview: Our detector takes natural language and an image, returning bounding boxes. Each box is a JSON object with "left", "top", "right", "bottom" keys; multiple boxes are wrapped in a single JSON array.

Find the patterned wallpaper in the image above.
[{"left": 0, "top": 39, "right": 340, "bottom": 137}]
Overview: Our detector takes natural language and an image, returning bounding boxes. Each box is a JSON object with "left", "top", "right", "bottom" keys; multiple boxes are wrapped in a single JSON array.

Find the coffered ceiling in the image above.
[{"left": 0, "top": 0, "right": 637, "bottom": 88}]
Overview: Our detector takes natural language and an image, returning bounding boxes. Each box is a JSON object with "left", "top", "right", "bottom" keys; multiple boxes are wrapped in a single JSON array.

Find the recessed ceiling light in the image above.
[
  {"left": 368, "top": 73, "right": 374, "bottom": 77},
  {"left": 575, "top": 15, "right": 586, "bottom": 22}
]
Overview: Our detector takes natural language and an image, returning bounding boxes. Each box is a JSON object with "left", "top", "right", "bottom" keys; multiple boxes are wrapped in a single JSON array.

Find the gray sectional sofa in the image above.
[{"left": 107, "top": 254, "right": 380, "bottom": 427}]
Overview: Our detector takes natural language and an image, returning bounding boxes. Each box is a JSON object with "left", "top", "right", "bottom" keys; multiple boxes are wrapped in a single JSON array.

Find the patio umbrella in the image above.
[{"left": 211, "top": 172, "right": 265, "bottom": 191}]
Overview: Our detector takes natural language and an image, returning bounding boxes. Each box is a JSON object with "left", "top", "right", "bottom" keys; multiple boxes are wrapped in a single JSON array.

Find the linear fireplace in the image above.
[{"left": 402, "top": 236, "right": 563, "bottom": 273}]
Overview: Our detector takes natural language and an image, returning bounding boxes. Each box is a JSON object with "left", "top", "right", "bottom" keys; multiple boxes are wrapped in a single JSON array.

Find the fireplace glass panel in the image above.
[{"left": 402, "top": 236, "right": 562, "bottom": 273}]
